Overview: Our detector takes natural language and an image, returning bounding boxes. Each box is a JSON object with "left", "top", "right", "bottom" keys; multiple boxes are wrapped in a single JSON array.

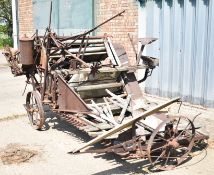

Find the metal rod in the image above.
[
  {"left": 128, "top": 33, "right": 137, "bottom": 59},
  {"left": 48, "top": 1, "right": 53, "bottom": 30},
  {"left": 64, "top": 49, "right": 90, "bottom": 68},
  {"left": 42, "top": 2, "right": 53, "bottom": 101},
  {"left": 81, "top": 36, "right": 90, "bottom": 60},
  {"left": 61, "top": 10, "right": 125, "bottom": 43}
]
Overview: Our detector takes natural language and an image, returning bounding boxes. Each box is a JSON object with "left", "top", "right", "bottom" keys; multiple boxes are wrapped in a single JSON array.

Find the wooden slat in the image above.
[
  {"left": 72, "top": 97, "right": 180, "bottom": 153},
  {"left": 53, "top": 65, "right": 147, "bottom": 75},
  {"left": 75, "top": 82, "right": 123, "bottom": 92},
  {"left": 50, "top": 52, "right": 107, "bottom": 59},
  {"left": 107, "top": 37, "right": 121, "bottom": 66},
  {"left": 80, "top": 123, "right": 113, "bottom": 132}
]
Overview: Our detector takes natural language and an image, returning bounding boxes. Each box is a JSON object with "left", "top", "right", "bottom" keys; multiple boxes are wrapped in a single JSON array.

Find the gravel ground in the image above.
[{"left": 1, "top": 51, "right": 214, "bottom": 175}]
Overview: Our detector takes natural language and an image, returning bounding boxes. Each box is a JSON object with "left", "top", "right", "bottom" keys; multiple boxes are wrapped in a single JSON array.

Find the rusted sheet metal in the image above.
[
  {"left": 2, "top": 47, "right": 23, "bottom": 76},
  {"left": 19, "top": 37, "right": 34, "bottom": 65},
  {"left": 123, "top": 72, "right": 146, "bottom": 111},
  {"left": 57, "top": 75, "right": 91, "bottom": 113}
]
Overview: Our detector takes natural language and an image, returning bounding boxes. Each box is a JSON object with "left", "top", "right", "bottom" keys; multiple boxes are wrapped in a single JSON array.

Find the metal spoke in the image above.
[
  {"left": 147, "top": 116, "right": 195, "bottom": 170},
  {"left": 26, "top": 91, "right": 44, "bottom": 130},
  {"left": 154, "top": 136, "right": 168, "bottom": 142},
  {"left": 176, "top": 122, "right": 191, "bottom": 139},
  {"left": 150, "top": 155, "right": 189, "bottom": 159},
  {"left": 173, "top": 117, "right": 181, "bottom": 138},
  {"left": 151, "top": 145, "right": 167, "bottom": 153},
  {"left": 153, "top": 150, "right": 166, "bottom": 165},
  {"left": 165, "top": 149, "right": 171, "bottom": 166}
]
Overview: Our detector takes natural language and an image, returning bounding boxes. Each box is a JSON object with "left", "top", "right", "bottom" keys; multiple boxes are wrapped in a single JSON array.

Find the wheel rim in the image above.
[
  {"left": 26, "top": 91, "right": 44, "bottom": 130},
  {"left": 147, "top": 116, "right": 195, "bottom": 170}
]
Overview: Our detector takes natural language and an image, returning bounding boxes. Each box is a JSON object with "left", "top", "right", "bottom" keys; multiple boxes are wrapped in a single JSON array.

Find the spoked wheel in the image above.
[
  {"left": 26, "top": 91, "right": 45, "bottom": 130},
  {"left": 147, "top": 116, "right": 195, "bottom": 170}
]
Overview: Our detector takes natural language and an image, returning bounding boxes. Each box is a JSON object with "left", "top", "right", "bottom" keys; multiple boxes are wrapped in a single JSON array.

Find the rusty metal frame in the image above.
[{"left": 2, "top": 5, "right": 209, "bottom": 171}]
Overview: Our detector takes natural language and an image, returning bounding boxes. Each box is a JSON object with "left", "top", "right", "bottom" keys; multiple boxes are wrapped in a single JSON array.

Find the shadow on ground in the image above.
[{"left": 41, "top": 106, "right": 208, "bottom": 175}]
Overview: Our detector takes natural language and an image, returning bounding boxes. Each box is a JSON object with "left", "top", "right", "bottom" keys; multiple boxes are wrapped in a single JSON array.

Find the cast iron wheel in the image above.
[
  {"left": 26, "top": 91, "right": 45, "bottom": 130},
  {"left": 147, "top": 116, "right": 195, "bottom": 170}
]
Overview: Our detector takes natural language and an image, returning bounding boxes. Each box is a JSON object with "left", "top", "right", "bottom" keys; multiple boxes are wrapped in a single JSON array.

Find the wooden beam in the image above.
[
  {"left": 105, "top": 89, "right": 126, "bottom": 104},
  {"left": 53, "top": 65, "right": 147, "bottom": 75},
  {"left": 75, "top": 82, "right": 123, "bottom": 92},
  {"left": 72, "top": 97, "right": 180, "bottom": 153},
  {"left": 106, "top": 97, "right": 132, "bottom": 113},
  {"left": 118, "top": 95, "right": 132, "bottom": 123}
]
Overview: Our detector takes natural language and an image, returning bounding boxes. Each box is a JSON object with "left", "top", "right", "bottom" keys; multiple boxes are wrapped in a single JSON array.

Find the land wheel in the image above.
[
  {"left": 26, "top": 91, "right": 45, "bottom": 130},
  {"left": 147, "top": 116, "right": 195, "bottom": 170}
]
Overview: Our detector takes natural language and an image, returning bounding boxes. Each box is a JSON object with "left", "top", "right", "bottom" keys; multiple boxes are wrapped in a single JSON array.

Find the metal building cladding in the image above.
[
  {"left": 17, "top": 0, "right": 214, "bottom": 108},
  {"left": 138, "top": 0, "right": 214, "bottom": 108}
]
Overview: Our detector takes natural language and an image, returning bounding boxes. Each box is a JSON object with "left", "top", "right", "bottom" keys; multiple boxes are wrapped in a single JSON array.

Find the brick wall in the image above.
[
  {"left": 95, "top": 0, "right": 138, "bottom": 64},
  {"left": 17, "top": 0, "right": 139, "bottom": 63},
  {"left": 18, "top": 0, "right": 34, "bottom": 37}
]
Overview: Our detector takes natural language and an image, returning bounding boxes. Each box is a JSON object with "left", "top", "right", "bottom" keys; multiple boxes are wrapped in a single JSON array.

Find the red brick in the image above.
[
  {"left": 95, "top": 0, "right": 138, "bottom": 64},
  {"left": 18, "top": 0, "right": 34, "bottom": 37}
]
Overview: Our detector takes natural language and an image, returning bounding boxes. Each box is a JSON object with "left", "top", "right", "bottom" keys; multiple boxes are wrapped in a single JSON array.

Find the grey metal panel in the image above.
[
  {"left": 58, "top": 0, "right": 93, "bottom": 36},
  {"left": 32, "top": 0, "right": 93, "bottom": 35},
  {"left": 205, "top": 0, "right": 214, "bottom": 107},
  {"left": 139, "top": 0, "right": 214, "bottom": 108},
  {"left": 32, "top": 0, "right": 54, "bottom": 31}
]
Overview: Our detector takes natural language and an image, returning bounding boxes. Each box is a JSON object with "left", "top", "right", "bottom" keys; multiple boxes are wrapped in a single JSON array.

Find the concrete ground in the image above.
[
  {"left": 0, "top": 52, "right": 31, "bottom": 118},
  {"left": 0, "top": 51, "right": 214, "bottom": 175}
]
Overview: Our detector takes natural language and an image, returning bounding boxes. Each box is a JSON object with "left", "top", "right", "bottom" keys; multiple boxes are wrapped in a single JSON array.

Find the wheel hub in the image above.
[{"left": 168, "top": 139, "right": 179, "bottom": 148}]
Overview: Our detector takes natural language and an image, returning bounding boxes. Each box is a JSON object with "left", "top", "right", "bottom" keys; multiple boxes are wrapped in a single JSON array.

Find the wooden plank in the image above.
[
  {"left": 86, "top": 113, "right": 106, "bottom": 123},
  {"left": 118, "top": 95, "right": 132, "bottom": 123},
  {"left": 94, "top": 123, "right": 113, "bottom": 130},
  {"left": 105, "top": 89, "right": 126, "bottom": 104},
  {"left": 88, "top": 103, "right": 120, "bottom": 111},
  {"left": 83, "top": 126, "right": 100, "bottom": 132},
  {"left": 53, "top": 65, "right": 147, "bottom": 75},
  {"left": 79, "top": 116, "right": 104, "bottom": 129},
  {"left": 72, "top": 97, "right": 180, "bottom": 153},
  {"left": 50, "top": 52, "right": 107, "bottom": 58},
  {"left": 76, "top": 82, "right": 123, "bottom": 92},
  {"left": 107, "top": 37, "right": 121, "bottom": 66},
  {"left": 80, "top": 123, "right": 113, "bottom": 132},
  {"left": 91, "top": 100, "right": 118, "bottom": 125},
  {"left": 70, "top": 46, "right": 106, "bottom": 53},
  {"left": 103, "top": 97, "right": 114, "bottom": 119},
  {"left": 104, "top": 39, "right": 118, "bottom": 66},
  {"left": 106, "top": 97, "right": 132, "bottom": 113}
]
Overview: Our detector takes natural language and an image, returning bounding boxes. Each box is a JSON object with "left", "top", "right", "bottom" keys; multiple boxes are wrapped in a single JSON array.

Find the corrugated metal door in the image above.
[
  {"left": 32, "top": 0, "right": 93, "bottom": 35},
  {"left": 138, "top": 0, "right": 214, "bottom": 108}
]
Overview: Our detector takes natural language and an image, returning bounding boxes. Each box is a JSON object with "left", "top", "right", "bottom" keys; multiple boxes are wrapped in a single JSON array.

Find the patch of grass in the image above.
[
  {"left": 0, "top": 36, "right": 13, "bottom": 48},
  {"left": 0, "top": 25, "right": 7, "bottom": 34},
  {"left": 0, "top": 25, "right": 13, "bottom": 48},
  {"left": 0, "top": 114, "right": 26, "bottom": 122}
]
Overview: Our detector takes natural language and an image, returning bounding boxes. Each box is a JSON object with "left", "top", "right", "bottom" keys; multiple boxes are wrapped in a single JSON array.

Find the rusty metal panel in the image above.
[
  {"left": 138, "top": 0, "right": 214, "bottom": 108},
  {"left": 57, "top": 75, "right": 91, "bottom": 113},
  {"left": 19, "top": 38, "right": 34, "bottom": 65}
]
